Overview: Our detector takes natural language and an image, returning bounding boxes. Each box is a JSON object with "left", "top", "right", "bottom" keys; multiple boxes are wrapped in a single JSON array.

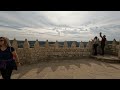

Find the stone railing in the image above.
[
  {"left": 10, "top": 38, "right": 120, "bottom": 64},
  {"left": 105, "top": 39, "right": 120, "bottom": 56},
  {"left": 11, "top": 38, "right": 93, "bottom": 64}
]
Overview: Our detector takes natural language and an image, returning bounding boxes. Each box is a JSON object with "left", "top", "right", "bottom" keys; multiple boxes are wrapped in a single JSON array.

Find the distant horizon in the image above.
[{"left": 9, "top": 39, "right": 116, "bottom": 42}]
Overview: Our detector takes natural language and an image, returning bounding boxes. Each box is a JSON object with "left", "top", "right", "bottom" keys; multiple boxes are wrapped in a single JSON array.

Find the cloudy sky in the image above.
[{"left": 0, "top": 11, "right": 120, "bottom": 41}]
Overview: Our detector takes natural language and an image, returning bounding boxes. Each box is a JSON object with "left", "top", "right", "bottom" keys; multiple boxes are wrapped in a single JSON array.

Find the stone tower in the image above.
[
  {"left": 79, "top": 41, "right": 84, "bottom": 48},
  {"left": 55, "top": 40, "right": 59, "bottom": 49},
  {"left": 64, "top": 41, "right": 68, "bottom": 48},
  {"left": 45, "top": 40, "right": 49, "bottom": 48},
  {"left": 112, "top": 39, "right": 117, "bottom": 54},
  {"left": 112, "top": 39, "right": 117, "bottom": 47},
  {"left": 34, "top": 39, "right": 40, "bottom": 50},
  {"left": 12, "top": 38, "right": 18, "bottom": 50},
  {"left": 71, "top": 41, "right": 76, "bottom": 48},
  {"left": 23, "top": 39, "right": 30, "bottom": 49}
]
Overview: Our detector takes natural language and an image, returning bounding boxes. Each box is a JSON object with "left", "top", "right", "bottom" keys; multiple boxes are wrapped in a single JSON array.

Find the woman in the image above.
[
  {"left": 93, "top": 36, "right": 99, "bottom": 55},
  {"left": 0, "top": 37, "right": 20, "bottom": 79}
]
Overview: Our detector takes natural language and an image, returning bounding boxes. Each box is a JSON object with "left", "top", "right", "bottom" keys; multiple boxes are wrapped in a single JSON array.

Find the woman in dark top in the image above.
[
  {"left": 0, "top": 37, "right": 20, "bottom": 79},
  {"left": 93, "top": 36, "right": 99, "bottom": 55}
]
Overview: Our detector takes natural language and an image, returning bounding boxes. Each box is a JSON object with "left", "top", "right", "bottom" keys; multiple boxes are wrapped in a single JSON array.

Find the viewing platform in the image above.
[{"left": 91, "top": 55, "right": 120, "bottom": 63}]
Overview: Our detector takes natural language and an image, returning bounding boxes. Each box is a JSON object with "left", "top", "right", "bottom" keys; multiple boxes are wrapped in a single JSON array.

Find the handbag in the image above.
[
  {"left": 0, "top": 59, "right": 17, "bottom": 70},
  {"left": 0, "top": 61, "right": 7, "bottom": 69}
]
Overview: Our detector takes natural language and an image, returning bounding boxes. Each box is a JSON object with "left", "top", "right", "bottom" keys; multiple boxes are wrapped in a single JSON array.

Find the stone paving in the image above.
[
  {"left": 1, "top": 56, "right": 120, "bottom": 79},
  {"left": 91, "top": 55, "right": 120, "bottom": 63}
]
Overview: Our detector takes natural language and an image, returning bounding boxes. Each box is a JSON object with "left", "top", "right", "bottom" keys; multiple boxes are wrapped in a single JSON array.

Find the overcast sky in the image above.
[{"left": 0, "top": 11, "right": 120, "bottom": 41}]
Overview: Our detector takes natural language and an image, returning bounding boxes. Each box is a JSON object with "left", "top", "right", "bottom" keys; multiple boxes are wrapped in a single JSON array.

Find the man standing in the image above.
[{"left": 100, "top": 32, "right": 106, "bottom": 55}]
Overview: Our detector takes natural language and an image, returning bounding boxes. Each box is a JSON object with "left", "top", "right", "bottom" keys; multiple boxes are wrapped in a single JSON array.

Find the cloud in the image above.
[{"left": 0, "top": 11, "right": 120, "bottom": 41}]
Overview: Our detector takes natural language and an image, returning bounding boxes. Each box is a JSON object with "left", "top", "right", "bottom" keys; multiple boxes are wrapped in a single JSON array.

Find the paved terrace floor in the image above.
[{"left": 0, "top": 55, "right": 120, "bottom": 79}]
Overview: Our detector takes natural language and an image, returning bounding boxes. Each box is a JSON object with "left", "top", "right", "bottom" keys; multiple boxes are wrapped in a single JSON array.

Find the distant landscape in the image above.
[{"left": 10, "top": 40, "right": 113, "bottom": 48}]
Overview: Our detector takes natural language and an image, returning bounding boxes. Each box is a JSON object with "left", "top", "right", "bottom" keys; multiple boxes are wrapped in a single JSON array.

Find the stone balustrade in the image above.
[
  {"left": 11, "top": 38, "right": 120, "bottom": 64},
  {"left": 11, "top": 39, "right": 92, "bottom": 64}
]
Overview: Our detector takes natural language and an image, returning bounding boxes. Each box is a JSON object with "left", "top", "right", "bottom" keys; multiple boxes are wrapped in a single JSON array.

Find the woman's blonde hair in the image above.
[{"left": 0, "top": 37, "right": 11, "bottom": 47}]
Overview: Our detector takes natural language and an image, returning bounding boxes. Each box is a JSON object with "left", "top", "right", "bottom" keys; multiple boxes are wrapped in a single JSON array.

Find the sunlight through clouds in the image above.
[{"left": 0, "top": 11, "right": 120, "bottom": 41}]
